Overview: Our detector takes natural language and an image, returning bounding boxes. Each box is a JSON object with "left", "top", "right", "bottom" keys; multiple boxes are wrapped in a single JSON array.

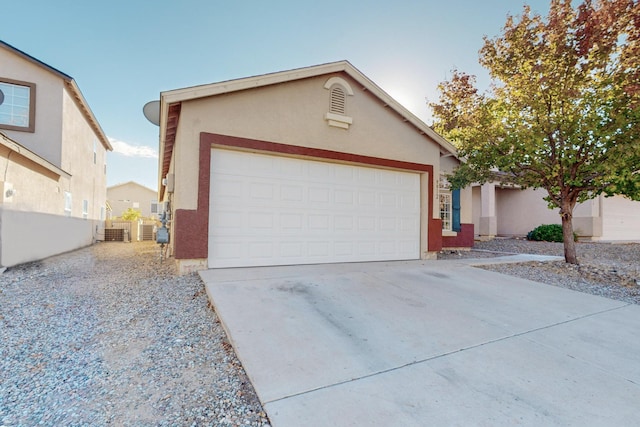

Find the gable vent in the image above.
[{"left": 329, "top": 86, "right": 346, "bottom": 115}]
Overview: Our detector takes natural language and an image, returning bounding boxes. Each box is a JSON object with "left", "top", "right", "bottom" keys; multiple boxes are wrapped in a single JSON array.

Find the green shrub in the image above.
[{"left": 527, "top": 224, "right": 564, "bottom": 242}]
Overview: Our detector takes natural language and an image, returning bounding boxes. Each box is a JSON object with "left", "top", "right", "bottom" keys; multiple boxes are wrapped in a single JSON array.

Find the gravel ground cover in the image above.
[
  {"left": 439, "top": 238, "right": 640, "bottom": 305},
  {"left": 0, "top": 242, "right": 270, "bottom": 427},
  {"left": 2, "top": 239, "right": 638, "bottom": 426}
]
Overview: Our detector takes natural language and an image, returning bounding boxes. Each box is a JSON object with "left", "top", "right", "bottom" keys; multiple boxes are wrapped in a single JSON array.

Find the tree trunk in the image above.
[{"left": 560, "top": 207, "right": 578, "bottom": 264}]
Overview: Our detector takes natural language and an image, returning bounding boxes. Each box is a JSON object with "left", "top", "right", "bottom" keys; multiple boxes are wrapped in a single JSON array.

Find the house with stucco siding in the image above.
[
  {"left": 107, "top": 181, "right": 158, "bottom": 219},
  {"left": 474, "top": 182, "right": 640, "bottom": 241},
  {"left": 156, "top": 61, "right": 473, "bottom": 273},
  {"left": 0, "top": 40, "right": 111, "bottom": 267}
]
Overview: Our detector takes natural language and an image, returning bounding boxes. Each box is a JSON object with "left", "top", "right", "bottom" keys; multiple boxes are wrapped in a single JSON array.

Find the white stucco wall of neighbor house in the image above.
[{"left": 0, "top": 208, "right": 95, "bottom": 267}]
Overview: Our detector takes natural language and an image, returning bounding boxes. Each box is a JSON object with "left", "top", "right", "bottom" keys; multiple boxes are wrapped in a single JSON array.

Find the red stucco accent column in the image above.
[{"left": 173, "top": 139, "right": 211, "bottom": 260}]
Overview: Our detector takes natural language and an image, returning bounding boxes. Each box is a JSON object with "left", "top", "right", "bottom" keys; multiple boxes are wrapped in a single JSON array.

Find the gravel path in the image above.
[
  {"left": 0, "top": 242, "right": 270, "bottom": 427},
  {"left": 439, "top": 238, "right": 640, "bottom": 305}
]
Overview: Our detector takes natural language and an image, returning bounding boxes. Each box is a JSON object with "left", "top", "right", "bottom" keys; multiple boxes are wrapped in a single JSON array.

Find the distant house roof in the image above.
[
  {"left": 158, "top": 60, "right": 458, "bottom": 197},
  {"left": 0, "top": 40, "right": 112, "bottom": 152},
  {"left": 107, "top": 181, "right": 157, "bottom": 194}
]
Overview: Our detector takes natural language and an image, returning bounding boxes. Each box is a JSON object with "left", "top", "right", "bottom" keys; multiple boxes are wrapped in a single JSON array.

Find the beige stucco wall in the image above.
[
  {"left": 600, "top": 195, "right": 640, "bottom": 241},
  {"left": 494, "top": 187, "right": 560, "bottom": 236},
  {"left": 474, "top": 186, "right": 640, "bottom": 241},
  {"left": 0, "top": 144, "right": 65, "bottom": 215},
  {"left": 108, "top": 182, "right": 158, "bottom": 218},
  {"left": 172, "top": 72, "right": 446, "bottom": 219},
  {"left": 61, "top": 89, "right": 108, "bottom": 221},
  {"left": 0, "top": 45, "right": 110, "bottom": 266},
  {"left": 0, "top": 46, "right": 65, "bottom": 166}
]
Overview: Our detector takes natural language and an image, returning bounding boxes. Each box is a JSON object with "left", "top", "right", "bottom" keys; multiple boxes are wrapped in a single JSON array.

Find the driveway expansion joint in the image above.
[{"left": 264, "top": 302, "right": 632, "bottom": 405}]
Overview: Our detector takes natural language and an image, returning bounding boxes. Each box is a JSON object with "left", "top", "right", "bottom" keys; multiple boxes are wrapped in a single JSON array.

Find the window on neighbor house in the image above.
[
  {"left": 64, "top": 192, "right": 72, "bottom": 217},
  {"left": 82, "top": 200, "right": 89, "bottom": 219},
  {"left": 0, "top": 78, "right": 36, "bottom": 132},
  {"left": 93, "top": 140, "right": 97, "bottom": 164}
]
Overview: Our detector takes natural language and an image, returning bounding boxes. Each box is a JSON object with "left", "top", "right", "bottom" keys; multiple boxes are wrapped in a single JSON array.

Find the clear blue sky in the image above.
[{"left": 3, "top": 0, "right": 551, "bottom": 191}]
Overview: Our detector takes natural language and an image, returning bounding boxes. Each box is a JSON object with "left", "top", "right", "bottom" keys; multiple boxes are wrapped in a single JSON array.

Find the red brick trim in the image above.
[
  {"left": 174, "top": 132, "right": 441, "bottom": 260},
  {"left": 173, "top": 139, "right": 211, "bottom": 259},
  {"left": 429, "top": 218, "right": 443, "bottom": 251},
  {"left": 442, "top": 223, "right": 475, "bottom": 249},
  {"left": 200, "top": 133, "right": 435, "bottom": 172}
]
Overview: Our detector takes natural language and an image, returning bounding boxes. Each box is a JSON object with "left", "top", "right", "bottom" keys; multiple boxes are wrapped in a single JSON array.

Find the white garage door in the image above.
[{"left": 208, "top": 149, "right": 420, "bottom": 268}]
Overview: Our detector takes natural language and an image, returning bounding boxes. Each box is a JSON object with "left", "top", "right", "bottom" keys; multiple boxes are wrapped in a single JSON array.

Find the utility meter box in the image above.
[{"left": 156, "top": 227, "right": 169, "bottom": 244}]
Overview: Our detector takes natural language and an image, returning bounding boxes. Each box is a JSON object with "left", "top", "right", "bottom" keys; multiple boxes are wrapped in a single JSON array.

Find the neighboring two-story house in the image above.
[
  {"left": 0, "top": 40, "right": 112, "bottom": 268},
  {"left": 107, "top": 181, "right": 158, "bottom": 219}
]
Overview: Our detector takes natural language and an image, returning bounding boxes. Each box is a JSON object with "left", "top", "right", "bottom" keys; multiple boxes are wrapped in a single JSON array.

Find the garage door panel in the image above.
[
  {"left": 212, "top": 210, "right": 245, "bottom": 229},
  {"left": 248, "top": 212, "right": 274, "bottom": 229},
  {"left": 335, "top": 216, "right": 354, "bottom": 230},
  {"left": 357, "top": 217, "right": 376, "bottom": 231},
  {"left": 280, "top": 185, "right": 304, "bottom": 202},
  {"left": 250, "top": 182, "right": 274, "bottom": 199},
  {"left": 209, "top": 149, "right": 420, "bottom": 268}
]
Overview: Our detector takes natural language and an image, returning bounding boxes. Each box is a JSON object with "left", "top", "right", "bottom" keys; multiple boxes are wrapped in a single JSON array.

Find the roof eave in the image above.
[
  {"left": 65, "top": 80, "right": 112, "bottom": 151},
  {"left": 0, "top": 131, "right": 72, "bottom": 179},
  {"left": 157, "top": 61, "right": 459, "bottom": 197}
]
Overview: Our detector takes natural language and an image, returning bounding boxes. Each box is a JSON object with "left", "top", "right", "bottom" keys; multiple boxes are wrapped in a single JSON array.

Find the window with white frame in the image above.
[
  {"left": 0, "top": 78, "right": 36, "bottom": 132},
  {"left": 439, "top": 176, "right": 452, "bottom": 231},
  {"left": 64, "top": 192, "right": 72, "bottom": 217},
  {"left": 82, "top": 200, "right": 89, "bottom": 219}
]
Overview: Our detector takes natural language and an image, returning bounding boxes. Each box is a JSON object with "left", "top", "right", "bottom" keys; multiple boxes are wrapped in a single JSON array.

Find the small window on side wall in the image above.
[
  {"left": 0, "top": 78, "right": 36, "bottom": 132},
  {"left": 64, "top": 192, "right": 72, "bottom": 217}
]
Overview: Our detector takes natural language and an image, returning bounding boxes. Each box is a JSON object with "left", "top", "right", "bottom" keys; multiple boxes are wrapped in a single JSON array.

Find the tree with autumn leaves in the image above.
[{"left": 430, "top": 0, "right": 640, "bottom": 264}]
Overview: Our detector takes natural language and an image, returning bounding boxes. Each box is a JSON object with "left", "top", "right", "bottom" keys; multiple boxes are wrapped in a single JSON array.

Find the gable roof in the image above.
[
  {"left": 107, "top": 181, "right": 157, "bottom": 194},
  {"left": 0, "top": 40, "right": 112, "bottom": 151},
  {"left": 158, "top": 61, "right": 458, "bottom": 194}
]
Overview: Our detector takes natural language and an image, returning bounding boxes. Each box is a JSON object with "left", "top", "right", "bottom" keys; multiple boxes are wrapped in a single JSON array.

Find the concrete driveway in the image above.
[{"left": 199, "top": 259, "right": 640, "bottom": 426}]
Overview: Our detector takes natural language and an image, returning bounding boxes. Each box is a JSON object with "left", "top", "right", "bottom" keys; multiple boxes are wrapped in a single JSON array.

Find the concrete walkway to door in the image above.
[{"left": 199, "top": 259, "right": 640, "bottom": 426}]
